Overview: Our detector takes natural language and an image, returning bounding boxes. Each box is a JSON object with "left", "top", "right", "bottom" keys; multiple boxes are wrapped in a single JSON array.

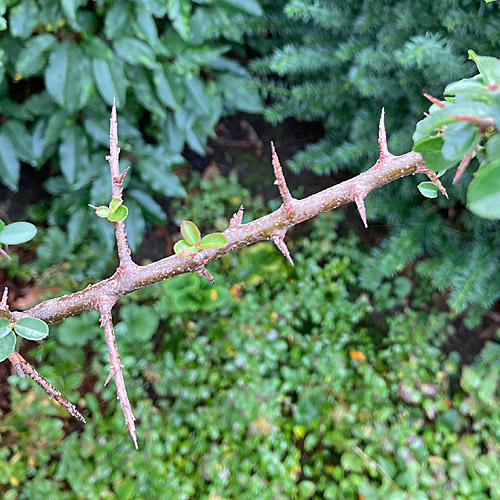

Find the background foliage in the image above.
[
  {"left": 1, "top": 173, "right": 499, "bottom": 499},
  {"left": 253, "top": 0, "right": 500, "bottom": 326}
]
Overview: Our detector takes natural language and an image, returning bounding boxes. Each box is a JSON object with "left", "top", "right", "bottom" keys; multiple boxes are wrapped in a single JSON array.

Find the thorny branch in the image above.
[{"left": 3, "top": 107, "right": 447, "bottom": 448}]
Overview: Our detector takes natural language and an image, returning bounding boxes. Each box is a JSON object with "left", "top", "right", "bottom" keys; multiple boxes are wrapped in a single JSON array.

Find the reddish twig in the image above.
[
  {"left": 8, "top": 351, "right": 85, "bottom": 423},
  {"left": 0, "top": 247, "right": 11, "bottom": 260},
  {"left": 415, "top": 165, "right": 449, "bottom": 198},
  {"left": 450, "top": 115, "right": 496, "bottom": 129},
  {"left": 98, "top": 298, "right": 137, "bottom": 448},
  {"left": 423, "top": 93, "right": 445, "bottom": 108},
  {"left": 453, "top": 132, "right": 484, "bottom": 184},
  {"left": 196, "top": 266, "right": 215, "bottom": 283}
]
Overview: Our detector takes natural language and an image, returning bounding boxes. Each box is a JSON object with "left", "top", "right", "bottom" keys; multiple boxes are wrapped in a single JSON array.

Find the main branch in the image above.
[{"left": 3, "top": 108, "right": 446, "bottom": 447}]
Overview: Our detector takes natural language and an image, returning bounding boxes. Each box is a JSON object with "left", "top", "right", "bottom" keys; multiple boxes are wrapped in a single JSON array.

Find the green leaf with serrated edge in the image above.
[
  {"left": 0, "top": 317, "right": 11, "bottom": 340},
  {"left": 129, "top": 189, "right": 167, "bottom": 223},
  {"left": 59, "top": 125, "right": 88, "bottom": 185},
  {"left": 113, "top": 38, "right": 158, "bottom": 69},
  {"left": 200, "top": 233, "right": 228, "bottom": 249},
  {"left": 180, "top": 220, "right": 201, "bottom": 246},
  {"left": 167, "top": 0, "right": 191, "bottom": 40},
  {"left": 92, "top": 58, "right": 127, "bottom": 108},
  {"left": 109, "top": 198, "right": 123, "bottom": 213},
  {"left": 95, "top": 206, "right": 110, "bottom": 218},
  {"left": 417, "top": 182, "right": 438, "bottom": 199},
  {"left": 16, "top": 34, "right": 55, "bottom": 78},
  {"left": 123, "top": 200, "right": 145, "bottom": 252},
  {"left": 468, "top": 50, "right": 500, "bottom": 87},
  {"left": 184, "top": 76, "right": 210, "bottom": 115},
  {"left": 2, "top": 120, "right": 35, "bottom": 165},
  {"left": 174, "top": 239, "right": 198, "bottom": 256},
  {"left": 0, "top": 222, "right": 36, "bottom": 245},
  {"left": 442, "top": 121, "right": 479, "bottom": 162},
  {"left": 0, "top": 219, "right": 4, "bottom": 232},
  {"left": 133, "top": 10, "right": 158, "bottom": 47},
  {"left": 413, "top": 135, "right": 459, "bottom": 172},
  {"left": 14, "top": 317, "right": 49, "bottom": 341},
  {"left": 467, "top": 159, "right": 500, "bottom": 219},
  {"left": 0, "top": 133, "right": 20, "bottom": 191},
  {"left": 61, "top": 0, "right": 80, "bottom": 29},
  {"left": 43, "top": 110, "right": 69, "bottom": 146},
  {"left": 154, "top": 67, "right": 179, "bottom": 110},
  {"left": 107, "top": 204, "right": 128, "bottom": 221},
  {"left": 0, "top": 331, "right": 15, "bottom": 362}
]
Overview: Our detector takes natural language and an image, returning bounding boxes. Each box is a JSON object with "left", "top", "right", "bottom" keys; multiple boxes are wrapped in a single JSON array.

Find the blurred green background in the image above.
[{"left": 0, "top": 1, "right": 499, "bottom": 499}]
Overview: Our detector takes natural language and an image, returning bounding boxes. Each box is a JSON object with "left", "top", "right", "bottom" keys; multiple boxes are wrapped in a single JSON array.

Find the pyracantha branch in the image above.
[
  {"left": 5, "top": 106, "right": 433, "bottom": 446},
  {"left": 197, "top": 266, "right": 215, "bottom": 284},
  {"left": 98, "top": 298, "right": 137, "bottom": 449},
  {"left": 8, "top": 350, "right": 86, "bottom": 423}
]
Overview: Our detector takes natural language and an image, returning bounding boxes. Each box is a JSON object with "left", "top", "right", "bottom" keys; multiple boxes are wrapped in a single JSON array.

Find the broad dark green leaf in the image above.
[
  {"left": 167, "top": 0, "right": 191, "bottom": 40},
  {"left": 2, "top": 120, "right": 35, "bottom": 165},
  {"left": 129, "top": 189, "right": 167, "bottom": 223},
  {"left": 123, "top": 200, "right": 145, "bottom": 251},
  {"left": 138, "top": 160, "right": 186, "bottom": 197},
  {"left": 220, "top": 0, "right": 263, "bottom": 16},
  {"left": 104, "top": 1, "right": 133, "bottom": 39},
  {"left": 184, "top": 76, "right": 210, "bottom": 115},
  {"left": 153, "top": 66, "right": 180, "bottom": 110},
  {"left": 128, "top": 67, "right": 166, "bottom": 118},
  {"left": 16, "top": 34, "right": 56, "bottom": 78},
  {"left": 92, "top": 58, "right": 127, "bottom": 108},
  {"left": 133, "top": 10, "right": 158, "bottom": 47},
  {"left": 14, "top": 317, "right": 49, "bottom": 340},
  {"left": 442, "top": 121, "right": 478, "bottom": 162},
  {"left": 114, "top": 37, "right": 158, "bottom": 69},
  {"left": 44, "top": 110, "right": 69, "bottom": 146},
  {"left": 417, "top": 182, "right": 438, "bottom": 199},
  {"left": 9, "top": 0, "right": 38, "bottom": 39},
  {"left": 81, "top": 37, "right": 113, "bottom": 60},
  {"left": 67, "top": 208, "right": 90, "bottom": 247},
  {"left": 217, "top": 74, "right": 263, "bottom": 113},
  {"left": 467, "top": 159, "right": 500, "bottom": 219},
  {"left": 61, "top": 0, "right": 80, "bottom": 29},
  {"left": 0, "top": 133, "right": 20, "bottom": 190},
  {"left": 45, "top": 41, "right": 94, "bottom": 113},
  {"left": 0, "top": 222, "right": 37, "bottom": 245},
  {"left": 0, "top": 331, "right": 15, "bottom": 362},
  {"left": 413, "top": 135, "right": 459, "bottom": 172},
  {"left": 469, "top": 50, "right": 500, "bottom": 87},
  {"left": 59, "top": 125, "right": 89, "bottom": 185},
  {"left": 83, "top": 116, "right": 109, "bottom": 146}
]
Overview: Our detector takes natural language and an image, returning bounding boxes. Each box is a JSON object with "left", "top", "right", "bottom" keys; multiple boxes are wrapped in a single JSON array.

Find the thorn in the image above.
[
  {"left": 196, "top": 266, "right": 215, "bottom": 284},
  {"left": 416, "top": 165, "right": 449, "bottom": 198},
  {"left": 1, "top": 287, "right": 8, "bottom": 310},
  {"left": 354, "top": 193, "right": 368, "bottom": 228},
  {"left": 453, "top": 152, "right": 473, "bottom": 185},
  {"left": 117, "top": 166, "right": 130, "bottom": 184},
  {"left": 229, "top": 205, "right": 244, "bottom": 227},
  {"left": 423, "top": 92, "right": 445, "bottom": 108},
  {"left": 104, "top": 364, "right": 122, "bottom": 387},
  {"left": 270, "top": 142, "right": 294, "bottom": 209},
  {"left": 271, "top": 234, "right": 294, "bottom": 266},
  {"left": 378, "top": 107, "right": 389, "bottom": 160}
]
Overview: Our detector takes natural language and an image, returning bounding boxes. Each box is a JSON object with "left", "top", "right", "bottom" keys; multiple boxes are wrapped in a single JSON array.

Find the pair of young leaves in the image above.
[{"left": 174, "top": 220, "right": 227, "bottom": 257}]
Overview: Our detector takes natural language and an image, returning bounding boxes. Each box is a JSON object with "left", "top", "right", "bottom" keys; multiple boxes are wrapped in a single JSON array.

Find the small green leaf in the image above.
[
  {"left": 0, "top": 317, "right": 12, "bottom": 339},
  {"left": 109, "top": 198, "right": 123, "bottom": 214},
  {"left": 0, "top": 222, "right": 36, "bottom": 245},
  {"left": 200, "top": 233, "right": 228, "bottom": 249},
  {"left": 0, "top": 133, "right": 20, "bottom": 191},
  {"left": 0, "top": 331, "right": 15, "bottom": 362},
  {"left": 174, "top": 239, "right": 198, "bottom": 256},
  {"left": 468, "top": 49, "right": 500, "bottom": 87},
  {"left": 114, "top": 37, "right": 158, "bottom": 69},
  {"left": 95, "top": 206, "right": 110, "bottom": 218},
  {"left": 180, "top": 220, "right": 201, "bottom": 246},
  {"left": 417, "top": 181, "right": 438, "bottom": 199},
  {"left": 107, "top": 204, "right": 128, "bottom": 221},
  {"left": 14, "top": 317, "right": 49, "bottom": 341},
  {"left": 413, "top": 135, "right": 459, "bottom": 172}
]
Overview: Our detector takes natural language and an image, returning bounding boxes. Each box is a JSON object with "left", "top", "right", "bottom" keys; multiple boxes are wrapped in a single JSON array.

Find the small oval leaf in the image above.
[
  {"left": 417, "top": 181, "right": 439, "bottom": 199},
  {"left": 14, "top": 317, "right": 49, "bottom": 341},
  {"left": 95, "top": 206, "right": 110, "bottom": 218},
  {"left": 0, "top": 331, "right": 16, "bottom": 362},
  {"left": 0, "top": 222, "right": 37, "bottom": 245},
  {"left": 107, "top": 204, "right": 128, "bottom": 221},
  {"left": 180, "top": 220, "right": 201, "bottom": 246},
  {"left": 200, "top": 233, "right": 228, "bottom": 249},
  {"left": 109, "top": 198, "right": 123, "bottom": 213}
]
